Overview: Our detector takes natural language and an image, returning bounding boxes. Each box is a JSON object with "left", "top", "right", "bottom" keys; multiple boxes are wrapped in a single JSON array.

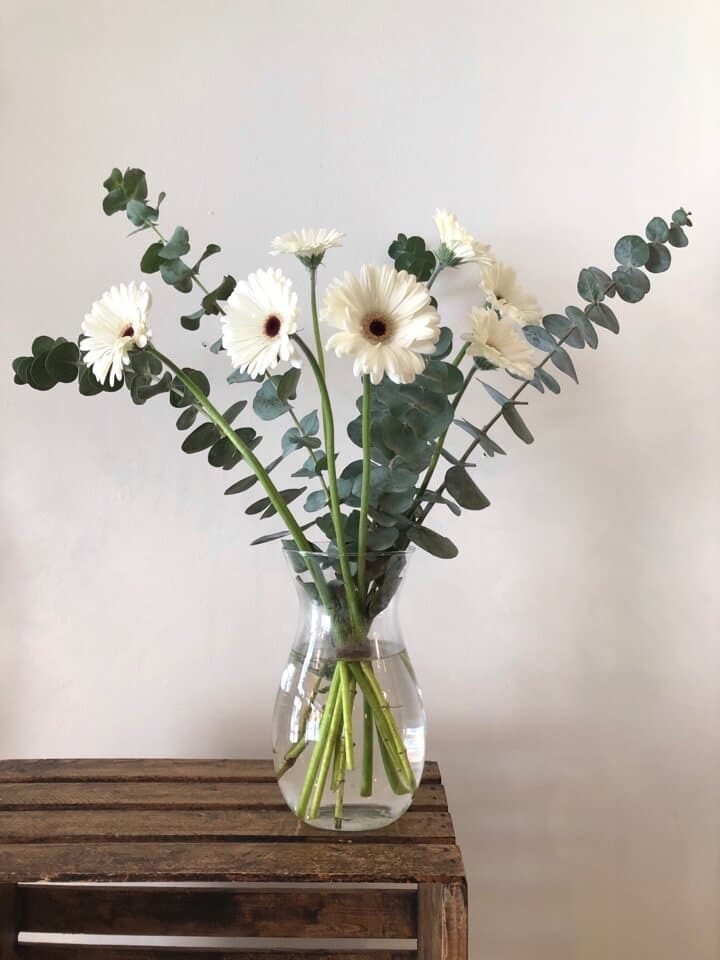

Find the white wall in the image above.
[{"left": 1, "top": 0, "right": 719, "bottom": 956}]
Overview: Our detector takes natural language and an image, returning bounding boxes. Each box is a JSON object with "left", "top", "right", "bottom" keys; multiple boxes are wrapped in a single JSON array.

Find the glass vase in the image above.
[{"left": 272, "top": 547, "right": 426, "bottom": 832}]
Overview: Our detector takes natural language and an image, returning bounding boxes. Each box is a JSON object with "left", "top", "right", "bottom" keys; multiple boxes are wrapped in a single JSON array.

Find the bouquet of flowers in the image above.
[{"left": 11, "top": 167, "right": 692, "bottom": 829}]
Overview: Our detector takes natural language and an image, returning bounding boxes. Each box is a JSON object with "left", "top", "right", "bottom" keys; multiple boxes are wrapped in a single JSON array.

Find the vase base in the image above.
[{"left": 304, "top": 801, "right": 409, "bottom": 833}]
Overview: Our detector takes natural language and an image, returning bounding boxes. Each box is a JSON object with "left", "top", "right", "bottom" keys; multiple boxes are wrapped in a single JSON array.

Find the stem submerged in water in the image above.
[
  {"left": 361, "top": 696, "right": 374, "bottom": 797},
  {"left": 290, "top": 655, "right": 415, "bottom": 824}
]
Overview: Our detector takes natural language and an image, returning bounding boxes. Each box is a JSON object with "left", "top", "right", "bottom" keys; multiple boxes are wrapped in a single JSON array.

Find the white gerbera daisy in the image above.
[
  {"left": 434, "top": 209, "right": 494, "bottom": 267},
  {"left": 461, "top": 306, "right": 536, "bottom": 380},
  {"left": 323, "top": 264, "right": 440, "bottom": 385},
  {"left": 80, "top": 281, "right": 152, "bottom": 386},
  {"left": 480, "top": 260, "right": 542, "bottom": 327},
  {"left": 270, "top": 228, "right": 344, "bottom": 267},
  {"left": 221, "top": 268, "right": 299, "bottom": 378}
]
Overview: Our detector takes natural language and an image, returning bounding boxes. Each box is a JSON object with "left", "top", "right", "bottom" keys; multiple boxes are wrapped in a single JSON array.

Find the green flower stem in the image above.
[
  {"left": 277, "top": 668, "right": 325, "bottom": 778},
  {"left": 416, "top": 327, "right": 578, "bottom": 526},
  {"left": 427, "top": 262, "right": 445, "bottom": 290},
  {"left": 308, "top": 681, "right": 344, "bottom": 820},
  {"left": 409, "top": 342, "right": 471, "bottom": 518},
  {"left": 348, "top": 661, "right": 413, "bottom": 794},
  {"left": 292, "top": 334, "right": 364, "bottom": 637},
  {"left": 276, "top": 735, "right": 307, "bottom": 779},
  {"left": 378, "top": 729, "right": 410, "bottom": 796},
  {"left": 309, "top": 266, "right": 325, "bottom": 379},
  {"left": 333, "top": 739, "right": 346, "bottom": 830},
  {"left": 358, "top": 660, "right": 416, "bottom": 791},
  {"left": 148, "top": 223, "right": 222, "bottom": 312},
  {"left": 295, "top": 658, "right": 414, "bottom": 822},
  {"left": 338, "top": 660, "right": 355, "bottom": 771},
  {"left": 147, "top": 346, "right": 332, "bottom": 612},
  {"left": 295, "top": 666, "right": 342, "bottom": 820},
  {"left": 357, "top": 375, "right": 372, "bottom": 599},
  {"left": 361, "top": 696, "right": 374, "bottom": 797}
]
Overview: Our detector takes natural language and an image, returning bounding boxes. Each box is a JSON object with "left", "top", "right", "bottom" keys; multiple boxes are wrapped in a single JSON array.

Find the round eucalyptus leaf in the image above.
[
  {"left": 31, "top": 335, "right": 55, "bottom": 358},
  {"left": 587, "top": 303, "right": 620, "bottom": 333},
  {"left": 158, "top": 226, "right": 190, "bottom": 260},
  {"left": 645, "top": 217, "right": 669, "bottom": 243},
  {"left": 140, "top": 241, "right": 163, "bottom": 274},
  {"left": 222, "top": 399, "right": 248, "bottom": 424},
  {"left": 577, "top": 268, "right": 607, "bottom": 303},
  {"left": 28, "top": 355, "right": 57, "bottom": 391},
  {"left": 432, "top": 326, "right": 453, "bottom": 360},
  {"left": 502, "top": 404, "right": 534, "bottom": 443},
  {"left": 12, "top": 356, "right": 33, "bottom": 385},
  {"left": 225, "top": 474, "right": 258, "bottom": 495},
  {"left": 445, "top": 465, "right": 491, "bottom": 510},
  {"left": 646, "top": 243, "right": 671, "bottom": 274},
  {"left": 181, "top": 422, "right": 221, "bottom": 454},
  {"left": 304, "top": 490, "right": 329, "bottom": 513},
  {"left": 78, "top": 365, "right": 104, "bottom": 396},
  {"left": 45, "top": 341, "right": 80, "bottom": 383},
  {"left": 565, "top": 306, "right": 598, "bottom": 350},
  {"left": 406, "top": 525, "right": 458, "bottom": 559},
  {"left": 367, "top": 526, "right": 400, "bottom": 550},
  {"left": 246, "top": 496, "right": 271, "bottom": 516},
  {"left": 543, "top": 313, "right": 573, "bottom": 338},
  {"left": 614, "top": 235, "right": 650, "bottom": 268},
  {"left": 671, "top": 208, "right": 691, "bottom": 226},
  {"left": 612, "top": 266, "right": 651, "bottom": 303},
  {"left": 667, "top": 226, "right": 688, "bottom": 248},
  {"left": 176, "top": 407, "right": 198, "bottom": 430},
  {"left": 208, "top": 436, "right": 240, "bottom": 468},
  {"left": 536, "top": 368, "right": 561, "bottom": 394},
  {"left": 550, "top": 346, "right": 578, "bottom": 383},
  {"left": 524, "top": 324, "right": 557, "bottom": 352}
]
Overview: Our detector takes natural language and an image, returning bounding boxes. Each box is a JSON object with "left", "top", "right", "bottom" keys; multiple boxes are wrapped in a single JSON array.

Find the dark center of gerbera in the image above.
[
  {"left": 264, "top": 315, "right": 282, "bottom": 338},
  {"left": 121, "top": 325, "right": 135, "bottom": 338},
  {"left": 364, "top": 313, "right": 391, "bottom": 342}
]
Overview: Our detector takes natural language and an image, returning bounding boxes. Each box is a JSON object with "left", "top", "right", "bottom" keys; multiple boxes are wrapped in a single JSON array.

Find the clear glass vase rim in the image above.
[{"left": 281, "top": 543, "right": 416, "bottom": 560}]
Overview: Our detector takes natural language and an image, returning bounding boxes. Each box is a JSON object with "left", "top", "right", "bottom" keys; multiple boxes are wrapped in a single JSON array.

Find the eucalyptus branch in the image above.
[
  {"left": 146, "top": 345, "right": 315, "bottom": 556},
  {"left": 415, "top": 325, "right": 579, "bottom": 525},
  {"left": 292, "top": 334, "right": 364, "bottom": 635},
  {"left": 288, "top": 405, "right": 330, "bottom": 501},
  {"left": 147, "top": 222, "right": 225, "bottom": 313},
  {"left": 410, "top": 342, "right": 471, "bottom": 516}
]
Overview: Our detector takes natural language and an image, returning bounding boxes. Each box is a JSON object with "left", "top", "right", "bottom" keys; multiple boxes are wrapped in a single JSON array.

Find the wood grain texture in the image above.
[
  {"left": 0, "top": 783, "right": 446, "bottom": 814},
  {"left": 19, "top": 885, "right": 417, "bottom": 938},
  {"left": 0, "top": 761, "right": 440, "bottom": 785},
  {"left": 17, "top": 949, "right": 416, "bottom": 960},
  {"left": 0, "top": 842, "right": 465, "bottom": 884},
  {"left": 0, "top": 760, "right": 465, "bottom": 960},
  {"left": 417, "top": 883, "right": 468, "bottom": 960},
  {"left": 0, "top": 810, "right": 455, "bottom": 845}
]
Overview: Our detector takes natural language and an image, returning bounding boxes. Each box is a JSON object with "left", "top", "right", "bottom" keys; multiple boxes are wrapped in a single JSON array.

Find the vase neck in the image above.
[{"left": 284, "top": 548, "right": 412, "bottom": 661}]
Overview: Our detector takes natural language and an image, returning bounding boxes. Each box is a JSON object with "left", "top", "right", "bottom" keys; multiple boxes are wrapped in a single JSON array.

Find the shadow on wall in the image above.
[
  {"left": 436, "top": 723, "right": 579, "bottom": 959},
  {"left": 430, "top": 400, "right": 714, "bottom": 959}
]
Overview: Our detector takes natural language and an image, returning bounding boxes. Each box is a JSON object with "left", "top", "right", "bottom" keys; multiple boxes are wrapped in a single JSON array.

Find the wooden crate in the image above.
[{"left": 0, "top": 760, "right": 467, "bottom": 960}]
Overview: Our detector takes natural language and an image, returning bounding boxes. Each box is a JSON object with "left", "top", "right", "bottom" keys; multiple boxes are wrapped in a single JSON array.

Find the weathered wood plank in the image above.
[
  {"left": 0, "top": 842, "right": 464, "bottom": 884},
  {"left": 0, "top": 885, "right": 17, "bottom": 960},
  {"left": 0, "top": 783, "right": 446, "bottom": 814},
  {"left": 0, "top": 761, "right": 440, "bottom": 786},
  {"left": 417, "top": 882, "right": 468, "bottom": 960},
  {"left": 17, "top": 949, "right": 416, "bottom": 960},
  {"left": 19, "top": 885, "right": 417, "bottom": 938},
  {"left": 0, "top": 810, "right": 454, "bottom": 845}
]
